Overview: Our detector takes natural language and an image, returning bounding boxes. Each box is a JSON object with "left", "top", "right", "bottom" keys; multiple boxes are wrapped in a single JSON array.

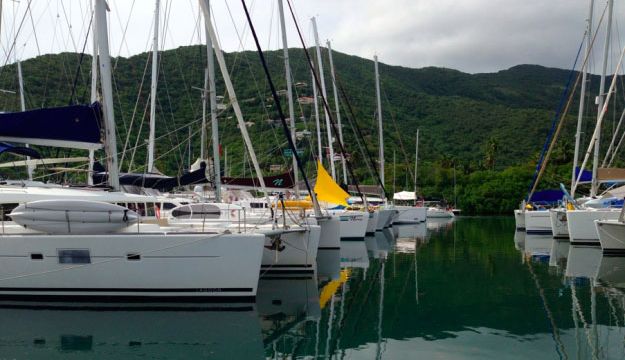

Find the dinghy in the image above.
[{"left": 10, "top": 199, "right": 138, "bottom": 235}]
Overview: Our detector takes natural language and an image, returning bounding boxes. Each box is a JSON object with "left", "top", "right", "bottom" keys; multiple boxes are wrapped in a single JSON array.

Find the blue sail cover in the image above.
[
  {"left": 0, "top": 142, "right": 41, "bottom": 158},
  {"left": 575, "top": 167, "right": 593, "bottom": 183},
  {"left": 529, "top": 189, "right": 565, "bottom": 203},
  {"left": 0, "top": 103, "right": 103, "bottom": 150}
]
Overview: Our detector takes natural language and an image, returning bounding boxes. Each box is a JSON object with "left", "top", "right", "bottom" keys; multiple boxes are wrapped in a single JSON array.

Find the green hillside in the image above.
[{"left": 0, "top": 46, "right": 612, "bottom": 213}]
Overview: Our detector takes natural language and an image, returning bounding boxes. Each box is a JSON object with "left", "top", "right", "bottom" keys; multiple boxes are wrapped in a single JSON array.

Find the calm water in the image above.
[{"left": 1, "top": 217, "right": 624, "bottom": 359}]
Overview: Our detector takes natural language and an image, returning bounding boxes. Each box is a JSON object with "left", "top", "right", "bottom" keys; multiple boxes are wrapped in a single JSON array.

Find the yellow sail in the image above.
[{"left": 313, "top": 160, "right": 350, "bottom": 206}]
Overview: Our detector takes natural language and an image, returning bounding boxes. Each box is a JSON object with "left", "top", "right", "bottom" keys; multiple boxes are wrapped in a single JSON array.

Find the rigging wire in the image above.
[
  {"left": 528, "top": 5, "right": 606, "bottom": 200},
  {"left": 285, "top": 0, "right": 367, "bottom": 202},
  {"left": 239, "top": 0, "right": 317, "bottom": 206}
]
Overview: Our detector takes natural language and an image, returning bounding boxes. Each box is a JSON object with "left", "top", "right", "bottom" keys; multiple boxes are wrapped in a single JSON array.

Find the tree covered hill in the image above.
[{"left": 0, "top": 46, "right": 607, "bottom": 213}]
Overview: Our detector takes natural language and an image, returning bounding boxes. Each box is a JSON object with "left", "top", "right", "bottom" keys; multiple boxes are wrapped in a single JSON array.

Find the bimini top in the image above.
[
  {"left": 529, "top": 189, "right": 564, "bottom": 203},
  {"left": 393, "top": 191, "right": 416, "bottom": 201},
  {"left": 0, "top": 102, "right": 103, "bottom": 150}
]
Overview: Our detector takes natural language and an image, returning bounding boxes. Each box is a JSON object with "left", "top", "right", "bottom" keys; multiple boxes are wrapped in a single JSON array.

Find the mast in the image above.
[
  {"left": 414, "top": 130, "right": 419, "bottom": 206},
  {"left": 277, "top": 0, "right": 298, "bottom": 198},
  {"left": 204, "top": 0, "right": 221, "bottom": 202},
  {"left": 592, "top": 0, "right": 612, "bottom": 197},
  {"left": 94, "top": 0, "right": 120, "bottom": 190},
  {"left": 374, "top": 55, "right": 384, "bottom": 189},
  {"left": 198, "top": 0, "right": 269, "bottom": 205},
  {"left": 201, "top": 68, "right": 208, "bottom": 160},
  {"left": 571, "top": 0, "right": 594, "bottom": 196},
  {"left": 312, "top": 69, "right": 322, "bottom": 162},
  {"left": 311, "top": 17, "right": 336, "bottom": 180},
  {"left": 393, "top": 150, "right": 396, "bottom": 196},
  {"left": 88, "top": 1, "right": 98, "bottom": 185},
  {"left": 327, "top": 40, "right": 348, "bottom": 184},
  {"left": 147, "top": 0, "right": 160, "bottom": 173},
  {"left": 17, "top": 60, "right": 33, "bottom": 181}
]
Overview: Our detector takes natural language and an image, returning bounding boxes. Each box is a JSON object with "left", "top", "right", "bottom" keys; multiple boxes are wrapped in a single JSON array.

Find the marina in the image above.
[{"left": 1, "top": 0, "right": 625, "bottom": 358}]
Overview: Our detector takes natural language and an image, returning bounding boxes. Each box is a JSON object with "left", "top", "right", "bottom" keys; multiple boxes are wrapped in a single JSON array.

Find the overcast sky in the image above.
[{"left": 0, "top": 0, "right": 619, "bottom": 74}]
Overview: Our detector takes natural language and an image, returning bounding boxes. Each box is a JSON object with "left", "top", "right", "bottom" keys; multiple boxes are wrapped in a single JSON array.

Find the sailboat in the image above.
[
  {"left": 0, "top": 0, "right": 267, "bottom": 301},
  {"left": 393, "top": 130, "right": 427, "bottom": 224},
  {"left": 566, "top": 0, "right": 625, "bottom": 245}
]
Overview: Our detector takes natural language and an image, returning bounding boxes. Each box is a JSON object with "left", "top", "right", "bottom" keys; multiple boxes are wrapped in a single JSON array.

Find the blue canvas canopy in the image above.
[
  {"left": 529, "top": 189, "right": 565, "bottom": 203},
  {"left": 0, "top": 103, "right": 103, "bottom": 150},
  {"left": 575, "top": 167, "right": 593, "bottom": 184}
]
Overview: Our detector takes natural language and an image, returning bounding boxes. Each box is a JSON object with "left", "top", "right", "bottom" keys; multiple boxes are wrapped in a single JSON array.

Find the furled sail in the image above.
[
  {"left": 313, "top": 161, "right": 350, "bottom": 206},
  {"left": 0, "top": 102, "right": 103, "bottom": 150}
]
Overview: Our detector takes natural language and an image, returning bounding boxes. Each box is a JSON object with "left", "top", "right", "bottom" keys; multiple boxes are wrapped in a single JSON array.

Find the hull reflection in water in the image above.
[
  {"left": 393, "top": 223, "right": 427, "bottom": 240},
  {"left": 565, "top": 245, "right": 602, "bottom": 279},
  {"left": 548, "top": 238, "right": 570, "bottom": 271},
  {"left": 0, "top": 304, "right": 264, "bottom": 359},
  {"left": 340, "top": 241, "right": 369, "bottom": 269},
  {"left": 317, "top": 249, "right": 341, "bottom": 281},
  {"left": 523, "top": 234, "right": 552, "bottom": 262}
]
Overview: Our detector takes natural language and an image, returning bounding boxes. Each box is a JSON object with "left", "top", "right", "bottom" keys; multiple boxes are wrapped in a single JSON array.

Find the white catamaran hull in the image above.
[
  {"left": 427, "top": 208, "right": 454, "bottom": 218},
  {"left": 0, "top": 232, "right": 265, "bottom": 301},
  {"left": 549, "top": 208, "right": 569, "bottom": 239},
  {"left": 514, "top": 209, "right": 526, "bottom": 231},
  {"left": 328, "top": 210, "right": 368, "bottom": 240},
  {"left": 567, "top": 208, "right": 621, "bottom": 245},
  {"left": 596, "top": 220, "right": 625, "bottom": 255},
  {"left": 366, "top": 211, "right": 378, "bottom": 235},
  {"left": 316, "top": 215, "right": 340, "bottom": 249},
  {"left": 392, "top": 206, "right": 426, "bottom": 224},
  {"left": 375, "top": 209, "right": 395, "bottom": 230},
  {"left": 260, "top": 225, "right": 320, "bottom": 276},
  {"left": 524, "top": 210, "right": 552, "bottom": 235}
]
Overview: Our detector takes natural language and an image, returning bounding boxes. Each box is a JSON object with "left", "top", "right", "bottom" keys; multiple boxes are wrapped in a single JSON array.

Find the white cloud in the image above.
[{"left": 1, "top": 0, "right": 618, "bottom": 73}]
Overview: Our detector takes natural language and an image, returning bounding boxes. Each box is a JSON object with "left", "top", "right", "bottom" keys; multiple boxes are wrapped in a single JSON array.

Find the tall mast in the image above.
[
  {"left": 203, "top": 0, "right": 221, "bottom": 202},
  {"left": 94, "top": 0, "right": 120, "bottom": 190},
  {"left": 277, "top": 0, "right": 298, "bottom": 197},
  {"left": 147, "top": 0, "right": 160, "bottom": 173},
  {"left": 327, "top": 40, "right": 347, "bottom": 184},
  {"left": 592, "top": 0, "right": 612, "bottom": 197},
  {"left": 374, "top": 55, "right": 384, "bottom": 188},
  {"left": 414, "top": 130, "right": 419, "bottom": 205},
  {"left": 392, "top": 150, "right": 396, "bottom": 196},
  {"left": 312, "top": 69, "right": 322, "bottom": 162},
  {"left": 17, "top": 60, "right": 33, "bottom": 181},
  {"left": 311, "top": 17, "right": 336, "bottom": 180},
  {"left": 88, "top": 0, "right": 98, "bottom": 185},
  {"left": 198, "top": 0, "right": 269, "bottom": 205},
  {"left": 572, "top": 0, "right": 594, "bottom": 197}
]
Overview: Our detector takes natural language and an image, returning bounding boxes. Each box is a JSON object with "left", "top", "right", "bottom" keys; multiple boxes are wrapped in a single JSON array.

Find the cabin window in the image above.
[
  {"left": 162, "top": 202, "right": 177, "bottom": 210},
  {"left": 146, "top": 203, "right": 155, "bottom": 217},
  {"left": 171, "top": 204, "right": 221, "bottom": 219},
  {"left": 58, "top": 249, "right": 91, "bottom": 264},
  {"left": 250, "top": 202, "right": 266, "bottom": 209},
  {"left": 30, "top": 253, "right": 43, "bottom": 260},
  {"left": 0, "top": 203, "right": 18, "bottom": 221},
  {"left": 127, "top": 253, "right": 141, "bottom": 261},
  {"left": 137, "top": 203, "right": 146, "bottom": 216}
]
